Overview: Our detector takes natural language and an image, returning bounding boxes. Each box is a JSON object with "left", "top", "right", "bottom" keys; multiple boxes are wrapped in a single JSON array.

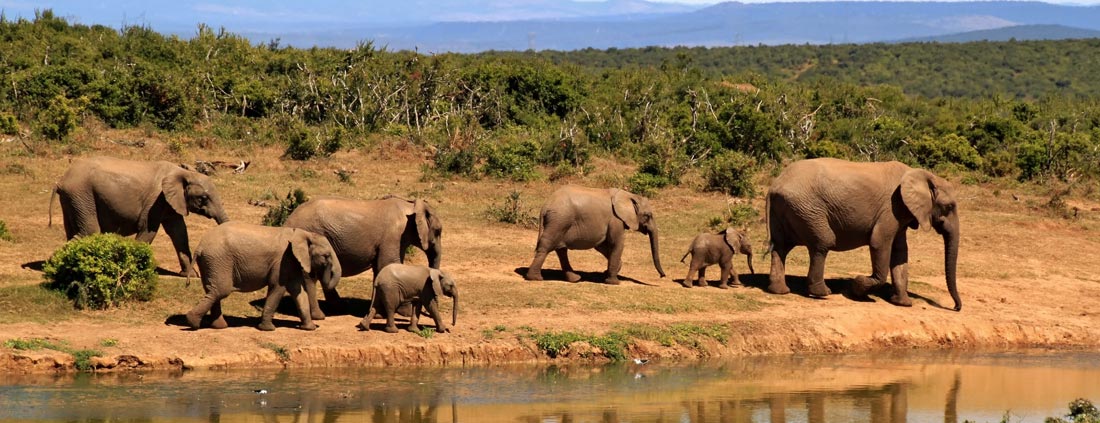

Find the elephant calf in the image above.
[
  {"left": 185, "top": 222, "right": 341, "bottom": 331},
  {"left": 679, "top": 228, "right": 755, "bottom": 289},
  {"left": 358, "top": 263, "right": 458, "bottom": 334}
]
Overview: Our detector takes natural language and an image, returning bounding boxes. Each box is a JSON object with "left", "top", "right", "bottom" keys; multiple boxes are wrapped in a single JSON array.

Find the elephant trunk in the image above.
[
  {"left": 426, "top": 242, "right": 442, "bottom": 269},
  {"left": 648, "top": 230, "right": 666, "bottom": 278},
  {"left": 213, "top": 209, "right": 229, "bottom": 225},
  {"left": 322, "top": 259, "right": 342, "bottom": 291},
  {"left": 944, "top": 225, "right": 961, "bottom": 312},
  {"left": 746, "top": 250, "right": 755, "bottom": 275},
  {"left": 450, "top": 288, "right": 458, "bottom": 327}
]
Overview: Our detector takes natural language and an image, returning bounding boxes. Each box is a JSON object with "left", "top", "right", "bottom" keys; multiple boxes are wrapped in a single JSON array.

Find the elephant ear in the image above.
[
  {"left": 414, "top": 199, "right": 433, "bottom": 248},
  {"left": 900, "top": 169, "right": 934, "bottom": 230},
  {"left": 289, "top": 230, "right": 313, "bottom": 274},
  {"left": 610, "top": 189, "right": 639, "bottom": 231},
  {"left": 429, "top": 269, "right": 443, "bottom": 298},
  {"left": 161, "top": 171, "right": 190, "bottom": 217},
  {"left": 723, "top": 228, "right": 742, "bottom": 251}
]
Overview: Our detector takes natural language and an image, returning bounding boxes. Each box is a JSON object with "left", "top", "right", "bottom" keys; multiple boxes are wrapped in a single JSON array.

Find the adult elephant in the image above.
[
  {"left": 766, "top": 158, "right": 961, "bottom": 311},
  {"left": 525, "top": 186, "right": 666, "bottom": 284},
  {"left": 282, "top": 195, "right": 442, "bottom": 311},
  {"left": 50, "top": 156, "right": 230, "bottom": 276}
]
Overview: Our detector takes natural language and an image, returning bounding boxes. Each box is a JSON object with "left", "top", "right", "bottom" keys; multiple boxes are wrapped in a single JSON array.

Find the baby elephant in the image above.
[
  {"left": 680, "top": 227, "right": 755, "bottom": 289},
  {"left": 358, "top": 263, "right": 458, "bottom": 334},
  {"left": 186, "top": 222, "right": 341, "bottom": 331}
]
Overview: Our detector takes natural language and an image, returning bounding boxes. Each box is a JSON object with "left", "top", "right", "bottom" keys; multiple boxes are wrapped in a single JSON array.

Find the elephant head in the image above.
[
  {"left": 611, "top": 189, "right": 666, "bottom": 278},
  {"left": 428, "top": 269, "right": 458, "bottom": 327},
  {"left": 900, "top": 170, "right": 961, "bottom": 311},
  {"left": 722, "top": 228, "right": 755, "bottom": 275},
  {"left": 162, "top": 169, "right": 229, "bottom": 224},
  {"left": 291, "top": 229, "right": 342, "bottom": 292},
  {"left": 413, "top": 199, "right": 443, "bottom": 269}
]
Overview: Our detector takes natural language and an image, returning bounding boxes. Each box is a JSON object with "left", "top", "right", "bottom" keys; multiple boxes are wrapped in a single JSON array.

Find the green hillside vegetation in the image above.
[{"left": 4, "top": 11, "right": 1100, "bottom": 191}]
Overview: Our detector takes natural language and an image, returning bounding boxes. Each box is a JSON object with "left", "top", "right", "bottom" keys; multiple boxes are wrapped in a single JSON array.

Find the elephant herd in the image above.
[{"left": 48, "top": 155, "right": 962, "bottom": 333}]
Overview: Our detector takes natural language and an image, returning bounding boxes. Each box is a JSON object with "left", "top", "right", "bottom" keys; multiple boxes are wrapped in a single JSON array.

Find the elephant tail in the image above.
[
  {"left": 764, "top": 191, "right": 773, "bottom": 255},
  {"left": 48, "top": 186, "right": 58, "bottom": 228},
  {"left": 680, "top": 249, "right": 690, "bottom": 263}
]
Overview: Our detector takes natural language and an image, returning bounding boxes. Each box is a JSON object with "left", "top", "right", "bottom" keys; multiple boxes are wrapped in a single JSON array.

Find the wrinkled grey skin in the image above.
[
  {"left": 283, "top": 195, "right": 442, "bottom": 316},
  {"left": 50, "top": 156, "right": 230, "bottom": 276},
  {"left": 185, "top": 222, "right": 341, "bottom": 331},
  {"left": 679, "top": 227, "right": 755, "bottom": 289},
  {"left": 525, "top": 186, "right": 666, "bottom": 285},
  {"left": 766, "top": 158, "right": 961, "bottom": 311},
  {"left": 358, "top": 263, "right": 458, "bottom": 334}
]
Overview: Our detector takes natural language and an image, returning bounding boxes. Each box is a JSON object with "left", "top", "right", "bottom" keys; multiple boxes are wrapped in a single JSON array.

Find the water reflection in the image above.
[{"left": 1, "top": 350, "right": 1097, "bottom": 422}]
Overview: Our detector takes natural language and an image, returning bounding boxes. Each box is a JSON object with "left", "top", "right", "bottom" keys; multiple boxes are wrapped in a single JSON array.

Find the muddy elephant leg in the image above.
[
  {"left": 888, "top": 232, "right": 912, "bottom": 307},
  {"left": 425, "top": 299, "right": 449, "bottom": 333},
  {"left": 696, "top": 267, "right": 708, "bottom": 287},
  {"left": 287, "top": 281, "right": 317, "bottom": 331},
  {"left": 555, "top": 248, "right": 581, "bottom": 283},
  {"left": 526, "top": 247, "right": 552, "bottom": 281},
  {"left": 408, "top": 302, "right": 422, "bottom": 333},
  {"left": 162, "top": 215, "right": 197, "bottom": 277},
  {"left": 853, "top": 242, "right": 892, "bottom": 298},
  {"left": 186, "top": 291, "right": 227, "bottom": 329},
  {"left": 383, "top": 307, "right": 399, "bottom": 333},
  {"left": 209, "top": 299, "right": 227, "bottom": 329},
  {"left": 682, "top": 263, "right": 695, "bottom": 288},
  {"left": 768, "top": 244, "right": 793, "bottom": 294},
  {"left": 807, "top": 248, "right": 832, "bottom": 297},
  {"left": 306, "top": 278, "right": 325, "bottom": 321},
  {"left": 258, "top": 285, "right": 286, "bottom": 331}
]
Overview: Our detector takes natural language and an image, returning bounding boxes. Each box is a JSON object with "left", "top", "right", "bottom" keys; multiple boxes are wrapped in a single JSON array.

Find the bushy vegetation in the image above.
[
  {"left": 4, "top": 11, "right": 1100, "bottom": 192},
  {"left": 4, "top": 338, "right": 104, "bottom": 372},
  {"left": 42, "top": 234, "right": 158, "bottom": 310},
  {"left": 530, "top": 323, "right": 730, "bottom": 361},
  {"left": 485, "top": 190, "right": 538, "bottom": 227},
  {"left": 261, "top": 188, "right": 308, "bottom": 226},
  {"left": 1044, "top": 398, "right": 1100, "bottom": 423},
  {"left": 0, "top": 219, "right": 12, "bottom": 242}
]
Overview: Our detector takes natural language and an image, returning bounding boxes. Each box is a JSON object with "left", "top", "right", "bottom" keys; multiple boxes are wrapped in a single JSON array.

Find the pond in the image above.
[{"left": 2, "top": 350, "right": 1098, "bottom": 422}]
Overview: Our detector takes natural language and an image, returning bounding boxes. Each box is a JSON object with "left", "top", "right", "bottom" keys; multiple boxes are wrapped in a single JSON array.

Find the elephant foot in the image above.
[
  {"left": 767, "top": 283, "right": 791, "bottom": 295},
  {"left": 356, "top": 320, "right": 371, "bottom": 331},
  {"left": 180, "top": 268, "right": 199, "bottom": 278},
  {"left": 210, "top": 317, "right": 228, "bottom": 329},
  {"left": 890, "top": 294, "right": 914, "bottom": 307},
  {"left": 299, "top": 322, "right": 318, "bottom": 331},
  {"left": 257, "top": 321, "right": 276, "bottom": 332},
  {"left": 384, "top": 325, "right": 399, "bottom": 334},
  {"left": 679, "top": 280, "right": 692, "bottom": 288},
  {"left": 524, "top": 272, "right": 543, "bottom": 281},
  {"left": 564, "top": 271, "right": 582, "bottom": 283},
  {"left": 717, "top": 283, "right": 729, "bottom": 290},
  {"left": 408, "top": 324, "right": 421, "bottom": 333},
  {"left": 808, "top": 282, "right": 831, "bottom": 298},
  {"left": 311, "top": 312, "right": 326, "bottom": 321},
  {"left": 604, "top": 276, "right": 621, "bottom": 285},
  {"left": 850, "top": 276, "right": 880, "bottom": 298},
  {"left": 437, "top": 326, "right": 450, "bottom": 333},
  {"left": 185, "top": 312, "right": 203, "bottom": 329}
]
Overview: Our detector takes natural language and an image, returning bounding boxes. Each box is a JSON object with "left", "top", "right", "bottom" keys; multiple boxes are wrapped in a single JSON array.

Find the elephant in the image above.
[
  {"left": 679, "top": 227, "right": 755, "bottom": 289},
  {"left": 185, "top": 222, "right": 341, "bottom": 331},
  {"left": 282, "top": 195, "right": 442, "bottom": 315},
  {"left": 765, "top": 158, "right": 961, "bottom": 310},
  {"left": 50, "top": 156, "right": 229, "bottom": 276},
  {"left": 525, "top": 186, "right": 666, "bottom": 284},
  {"left": 357, "top": 263, "right": 458, "bottom": 334}
]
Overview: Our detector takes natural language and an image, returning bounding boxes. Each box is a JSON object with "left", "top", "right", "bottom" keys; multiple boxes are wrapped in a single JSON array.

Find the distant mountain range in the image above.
[{"left": 25, "top": 1, "right": 1100, "bottom": 51}]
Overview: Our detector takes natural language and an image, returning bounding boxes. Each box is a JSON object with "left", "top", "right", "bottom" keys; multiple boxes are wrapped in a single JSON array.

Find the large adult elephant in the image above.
[
  {"left": 282, "top": 195, "right": 442, "bottom": 311},
  {"left": 50, "top": 156, "right": 230, "bottom": 276},
  {"left": 766, "top": 158, "right": 961, "bottom": 311},
  {"left": 525, "top": 186, "right": 666, "bottom": 284}
]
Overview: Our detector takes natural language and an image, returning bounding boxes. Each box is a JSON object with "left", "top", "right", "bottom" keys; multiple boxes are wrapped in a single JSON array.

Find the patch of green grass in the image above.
[
  {"left": 0, "top": 284, "right": 80, "bottom": 324},
  {"left": 99, "top": 338, "right": 118, "bottom": 347},
  {"left": 260, "top": 342, "right": 290, "bottom": 362},
  {"left": 3, "top": 337, "right": 102, "bottom": 371},
  {"left": 493, "top": 325, "right": 507, "bottom": 332},
  {"left": 531, "top": 330, "right": 629, "bottom": 361},
  {"left": 415, "top": 327, "right": 436, "bottom": 339},
  {"left": 0, "top": 219, "right": 12, "bottom": 242},
  {"left": 481, "top": 326, "right": 508, "bottom": 339},
  {"left": 620, "top": 323, "right": 730, "bottom": 348}
]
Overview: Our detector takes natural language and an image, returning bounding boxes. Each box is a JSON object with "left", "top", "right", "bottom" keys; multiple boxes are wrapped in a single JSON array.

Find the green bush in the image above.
[
  {"left": 1045, "top": 398, "right": 1100, "bottom": 423},
  {"left": 480, "top": 138, "right": 541, "bottom": 182},
  {"left": 702, "top": 150, "right": 758, "bottom": 197},
  {"left": 804, "top": 140, "right": 848, "bottom": 159},
  {"left": 486, "top": 191, "right": 538, "bottom": 227},
  {"left": 0, "top": 220, "right": 12, "bottom": 242},
  {"left": 35, "top": 95, "right": 86, "bottom": 141},
  {"left": 429, "top": 143, "right": 479, "bottom": 178},
  {"left": 628, "top": 171, "right": 673, "bottom": 197},
  {"left": 0, "top": 113, "right": 19, "bottom": 135},
  {"left": 909, "top": 134, "right": 983, "bottom": 171},
  {"left": 43, "top": 234, "right": 158, "bottom": 310},
  {"left": 262, "top": 188, "right": 309, "bottom": 226}
]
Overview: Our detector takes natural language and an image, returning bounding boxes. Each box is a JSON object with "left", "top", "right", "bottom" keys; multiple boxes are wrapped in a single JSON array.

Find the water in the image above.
[{"left": 2, "top": 350, "right": 1098, "bottom": 422}]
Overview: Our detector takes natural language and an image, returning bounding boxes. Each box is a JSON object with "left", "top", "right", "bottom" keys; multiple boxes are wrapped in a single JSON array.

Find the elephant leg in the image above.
[
  {"left": 696, "top": 267, "right": 708, "bottom": 287},
  {"left": 525, "top": 248, "right": 551, "bottom": 281},
  {"left": 718, "top": 262, "right": 733, "bottom": 289},
  {"left": 209, "top": 299, "right": 227, "bottom": 329},
  {"left": 383, "top": 307, "right": 399, "bottom": 333},
  {"left": 425, "top": 299, "right": 449, "bottom": 333},
  {"left": 807, "top": 248, "right": 831, "bottom": 297},
  {"left": 287, "top": 281, "right": 317, "bottom": 331},
  {"left": 681, "top": 263, "right": 695, "bottom": 288},
  {"left": 258, "top": 285, "right": 286, "bottom": 331},
  {"left": 602, "top": 241, "right": 624, "bottom": 285},
  {"left": 768, "top": 244, "right": 793, "bottom": 294},
  {"left": 306, "top": 279, "right": 325, "bottom": 321},
  {"left": 853, "top": 243, "right": 892, "bottom": 298},
  {"left": 888, "top": 233, "right": 912, "bottom": 307},
  {"left": 321, "top": 286, "right": 344, "bottom": 314},
  {"left": 186, "top": 291, "right": 227, "bottom": 329},
  {"left": 162, "top": 215, "right": 196, "bottom": 277},
  {"left": 408, "top": 302, "right": 422, "bottom": 333},
  {"left": 555, "top": 249, "right": 581, "bottom": 283}
]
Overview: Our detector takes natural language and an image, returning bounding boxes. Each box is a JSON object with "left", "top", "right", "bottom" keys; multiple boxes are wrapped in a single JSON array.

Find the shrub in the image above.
[
  {"left": 702, "top": 150, "right": 758, "bottom": 197},
  {"left": 429, "top": 144, "right": 478, "bottom": 178},
  {"left": 628, "top": 171, "right": 672, "bottom": 197},
  {"left": 262, "top": 188, "right": 309, "bottom": 226},
  {"left": 1046, "top": 398, "right": 1100, "bottom": 423},
  {"left": 708, "top": 202, "right": 760, "bottom": 230},
  {"left": 480, "top": 138, "right": 541, "bottom": 182},
  {"left": 804, "top": 140, "right": 848, "bottom": 159},
  {"left": 0, "top": 220, "right": 12, "bottom": 242},
  {"left": 282, "top": 123, "right": 317, "bottom": 161},
  {"left": 35, "top": 95, "right": 87, "bottom": 141},
  {"left": 0, "top": 113, "right": 19, "bottom": 135},
  {"left": 486, "top": 191, "right": 538, "bottom": 227},
  {"left": 909, "top": 134, "right": 983, "bottom": 171},
  {"left": 43, "top": 234, "right": 158, "bottom": 310}
]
